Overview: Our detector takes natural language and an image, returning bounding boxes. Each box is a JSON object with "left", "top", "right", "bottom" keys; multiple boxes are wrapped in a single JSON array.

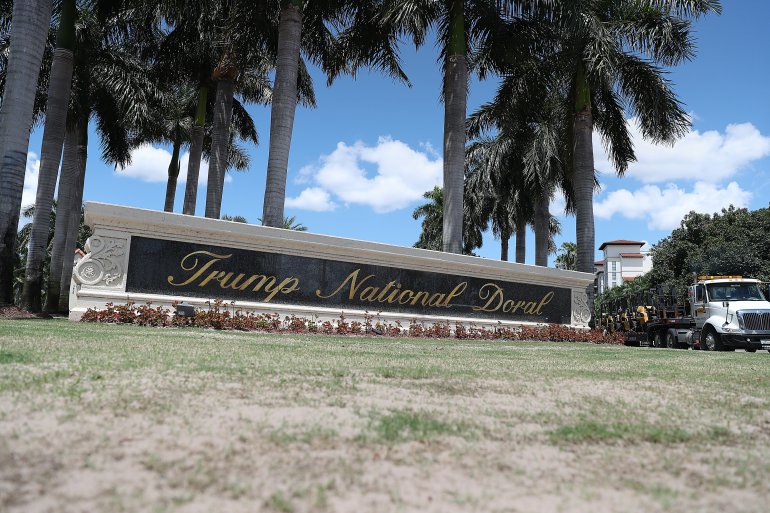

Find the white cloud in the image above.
[
  {"left": 285, "top": 187, "right": 337, "bottom": 212},
  {"left": 594, "top": 181, "right": 752, "bottom": 230},
  {"left": 549, "top": 190, "right": 567, "bottom": 217},
  {"left": 21, "top": 152, "right": 42, "bottom": 213},
  {"left": 116, "top": 144, "right": 229, "bottom": 186},
  {"left": 290, "top": 137, "right": 442, "bottom": 213},
  {"left": 594, "top": 119, "right": 770, "bottom": 183}
]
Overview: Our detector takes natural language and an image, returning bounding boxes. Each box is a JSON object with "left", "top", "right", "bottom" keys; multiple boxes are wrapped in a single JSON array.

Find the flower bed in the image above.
[{"left": 81, "top": 300, "right": 624, "bottom": 344}]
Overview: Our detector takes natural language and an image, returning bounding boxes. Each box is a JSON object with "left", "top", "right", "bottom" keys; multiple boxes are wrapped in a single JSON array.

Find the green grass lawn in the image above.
[{"left": 1, "top": 319, "right": 769, "bottom": 513}]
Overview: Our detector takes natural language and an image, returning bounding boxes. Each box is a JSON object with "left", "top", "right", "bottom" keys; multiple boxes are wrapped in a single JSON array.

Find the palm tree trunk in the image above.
[
  {"left": 534, "top": 191, "right": 550, "bottom": 267},
  {"left": 441, "top": 0, "right": 467, "bottom": 254},
  {"left": 0, "top": 0, "right": 54, "bottom": 304},
  {"left": 43, "top": 125, "right": 79, "bottom": 313},
  {"left": 21, "top": 0, "right": 77, "bottom": 311},
  {"left": 515, "top": 223, "right": 526, "bottom": 264},
  {"left": 164, "top": 139, "right": 181, "bottom": 212},
  {"left": 58, "top": 122, "right": 88, "bottom": 313},
  {"left": 182, "top": 85, "right": 208, "bottom": 215},
  {"left": 573, "top": 61, "right": 595, "bottom": 274},
  {"left": 205, "top": 79, "right": 234, "bottom": 219},
  {"left": 500, "top": 231, "right": 509, "bottom": 262},
  {"left": 261, "top": 1, "right": 303, "bottom": 228}
]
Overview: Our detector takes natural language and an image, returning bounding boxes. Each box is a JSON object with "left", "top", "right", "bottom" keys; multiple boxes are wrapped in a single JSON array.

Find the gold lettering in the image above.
[
  {"left": 534, "top": 291, "right": 554, "bottom": 315},
  {"left": 385, "top": 283, "right": 402, "bottom": 303},
  {"left": 199, "top": 271, "right": 225, "bottom": 287},
  {"left": 316, "top": 269, "right": 374, "bottom": 300},
  {"left": 523, "top": 301, "right": 538, "bottom": 315},
  {"left": 427, "top": 292, "right": 446, "bottom": 307},
  {"left": 510, "top": 300, "right": 528, "bottom": 313},
  {"left": 410, "top": 291, "right": 430, "bottom": 306},
  {"left": 280, "top": 277, "right": 300, "bottom": 295},
  {"left": 473, "top": 283, "right": 504, "bottom": 312},
  {"left": 218, "top": 272, "right": 247, "bottom": 289},
  {"left": 233, "top": 274, "right": 271, "bottom": 291},
  {"left": 167, "top": 251, "right": 232, "bottom": 286},
  {"left": 264, "top": 277, "right": 300, "bottom": 302},
  {"left": 360, "top": 286, "right": 380, "bottom": 302},
  {"left": 376, "top": 281, "right": 396, "bottom": 302},
  {"left": 255, "top": 276, "right": 277, "bottom": 293},
  {"left": 398, "top": 290, "right": 414, "bottom": 304},
  {"left": 439, "top": 282, "right": 467, "bottom": 307}
]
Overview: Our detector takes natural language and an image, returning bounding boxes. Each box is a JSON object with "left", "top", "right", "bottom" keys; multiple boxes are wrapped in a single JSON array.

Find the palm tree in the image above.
[
  {"left": 255, "top": 214, "right": 308, "bottom": 231},
  {"left": 412, "top": 186, "right": 482, "bottom": 255},
  {"left": 0, "top": 0, "right": 54, "bottom": 304},
  {"left": 43, "top": 4, "right": 158, "bottom": 312},
  {"left": 555, "top": 241, "right": 577, "bottom": 271},
  {"left": 466, "top": 133, "right": 562, "bottom": 265},
  {"left": 338, "top": 1, "right": 550, "bottom": 254},
  {"left": 465, "top": 138, "right": 520, "bottom": 261},
  {"left": 466, "top": 69, "right": 564, "bottom": 268},
  {"left": 205, "top": 45, "right": 237, "bottom": 219},
  {"left": 44, "top": 117, "right": 83, "bottom": 313},
  {"left": 20, "top": 0, "right": 78, "bottom": 311},
  {"left": 221, "top": 214, "right": 248, "bottom": 223},
  {"left": 260, "top": 0, "right": 308, "bottom": 227},
  {"left": 261, "top": 0, "right": 352, "bottom": 228},
  {"left": 153, "top": 1, "right": 309, "bottom": 219},
  {"left": 412, "top": 187, "right": 444, "bottom": 252},
  {"left": 553, "top": 0, "right": 719, "bottom": 272}
]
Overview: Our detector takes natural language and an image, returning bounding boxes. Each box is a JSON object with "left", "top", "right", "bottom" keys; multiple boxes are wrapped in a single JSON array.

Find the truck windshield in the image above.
[{"left": 706, "top": 283, "right": 766, "bottom": 301}]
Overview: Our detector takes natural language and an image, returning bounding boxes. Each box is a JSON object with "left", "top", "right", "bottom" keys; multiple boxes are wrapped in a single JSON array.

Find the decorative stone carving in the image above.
[
  {"left": 571, "top": 289, "right": 592, "bottom": 327},
  {"left": 73, "top": 236, "right": 128, "bottom": 288}
]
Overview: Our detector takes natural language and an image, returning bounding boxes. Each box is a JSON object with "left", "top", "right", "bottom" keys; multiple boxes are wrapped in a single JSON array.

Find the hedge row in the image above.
[{"left": 81, "top": 300, "right": 624, "bottom": 344}]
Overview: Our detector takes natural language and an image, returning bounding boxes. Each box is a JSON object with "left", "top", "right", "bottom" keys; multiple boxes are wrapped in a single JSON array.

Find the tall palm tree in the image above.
[
  {"left": 552, "top": 0, "right": 719, "bottom": 273},
  {"left": 44, "top": 117, "right": 83, "bottom": 313},
  {"left": 465, "top": 138, "right": 521, "bottom": 262},
  {"left": 21, "top": 0, "right": 78, "bottom": 310},
  {"left": 337, "top": 1, "right": 548, "bottom": 254},
  {"left": 57, "top": 115, "right": 87, "bottom": 312},
  {"left": 0, "top": 0, "right": 54, "bottom": 304},
  {"left": 43, "top": 4, "right": 158, "bottom": 312},
  {"left": 412, "top": 186, "right": 482, "bottom": 255},
  {"left": 205, "top": 46, "right": 237, "bottom": 219},
  {"left": 261, "top": 0, "right": 352, "bottom": 228}
]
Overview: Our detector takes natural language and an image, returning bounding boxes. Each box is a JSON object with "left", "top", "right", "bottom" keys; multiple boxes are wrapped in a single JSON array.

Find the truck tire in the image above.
[
  {"left": 701, "top": 326, "right": 723, "bottom": 352},
  {"left": 666, "top": 329, "right": 679, "bottom": 349}
]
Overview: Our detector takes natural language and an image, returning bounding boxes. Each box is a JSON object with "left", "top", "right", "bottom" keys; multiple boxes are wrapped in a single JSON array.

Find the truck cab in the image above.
[{"left": 689, "top": 276, "right": 770, "bottom": 351}]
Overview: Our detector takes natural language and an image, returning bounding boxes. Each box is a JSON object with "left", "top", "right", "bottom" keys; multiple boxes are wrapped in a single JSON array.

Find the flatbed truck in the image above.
[{"left": 601, "top": 276, "right": 770, "bottom": 352}]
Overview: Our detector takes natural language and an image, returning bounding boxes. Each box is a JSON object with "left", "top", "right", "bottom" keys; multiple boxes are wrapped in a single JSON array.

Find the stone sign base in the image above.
[{"left": 69, "top": 203, "right": 594, "bottom": 329}]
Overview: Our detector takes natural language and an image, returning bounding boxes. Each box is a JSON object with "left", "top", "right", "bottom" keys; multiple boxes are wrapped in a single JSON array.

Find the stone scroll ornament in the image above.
[
  {"left": 571, "top": 289, "right": 592, "bottom": 327},
  {"left": 73, "top": 236, "right": 128, "bottom": 288}
]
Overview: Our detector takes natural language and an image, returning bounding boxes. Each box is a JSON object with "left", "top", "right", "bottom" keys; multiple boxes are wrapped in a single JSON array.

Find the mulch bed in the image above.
[{"left": 0, "top": 305, "right": 39, "bottom": 319}]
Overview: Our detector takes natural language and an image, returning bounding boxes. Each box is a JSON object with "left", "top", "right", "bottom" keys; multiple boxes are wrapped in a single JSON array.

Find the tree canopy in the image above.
[{"left": 648, "top": 206, "right": 770, "bottom": 292}]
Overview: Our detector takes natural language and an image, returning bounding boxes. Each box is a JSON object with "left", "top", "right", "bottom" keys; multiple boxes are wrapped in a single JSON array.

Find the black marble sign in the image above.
[{"left": 126, "top": 236, "right": 572, "bottom": 324}]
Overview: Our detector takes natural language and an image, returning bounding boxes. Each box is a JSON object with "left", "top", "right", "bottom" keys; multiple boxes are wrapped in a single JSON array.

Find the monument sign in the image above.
[{"left": 70, "top": 203, "right": 594, "bottom": 328}]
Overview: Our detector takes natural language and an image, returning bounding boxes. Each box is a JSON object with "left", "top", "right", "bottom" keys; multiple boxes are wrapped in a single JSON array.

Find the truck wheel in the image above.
[
  {"left": 653, "top": 331, "right": 664, "bottom": 348},
  {"left": 666, "top": 329, "right": 679, "bottom": 349},
  {"left": 701, "top": 327, "right": 723, "bottom": 352}
]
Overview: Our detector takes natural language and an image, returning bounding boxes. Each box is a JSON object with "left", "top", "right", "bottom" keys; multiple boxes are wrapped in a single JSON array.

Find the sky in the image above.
[{"left": 21, "top": 2, "right": 770, "bottom": 267}]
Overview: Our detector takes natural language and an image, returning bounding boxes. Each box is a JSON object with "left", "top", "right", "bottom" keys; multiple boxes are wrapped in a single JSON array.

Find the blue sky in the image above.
[{"left": 21, "top": 2, "right": 770, "bottom": 265}]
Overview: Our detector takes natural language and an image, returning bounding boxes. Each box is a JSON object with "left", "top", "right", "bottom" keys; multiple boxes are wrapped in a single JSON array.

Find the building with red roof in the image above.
[{"left": 594, "top": 240, "right": 652, "bottom": 293}]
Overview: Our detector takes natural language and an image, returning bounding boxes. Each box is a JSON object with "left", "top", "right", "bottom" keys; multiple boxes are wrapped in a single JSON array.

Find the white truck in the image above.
[
  {"left": 620, "top": 276, "right": 770, "bottom": 352},
  {"left": 683, "top": 276, "right": 770, "bottom": 352}
]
